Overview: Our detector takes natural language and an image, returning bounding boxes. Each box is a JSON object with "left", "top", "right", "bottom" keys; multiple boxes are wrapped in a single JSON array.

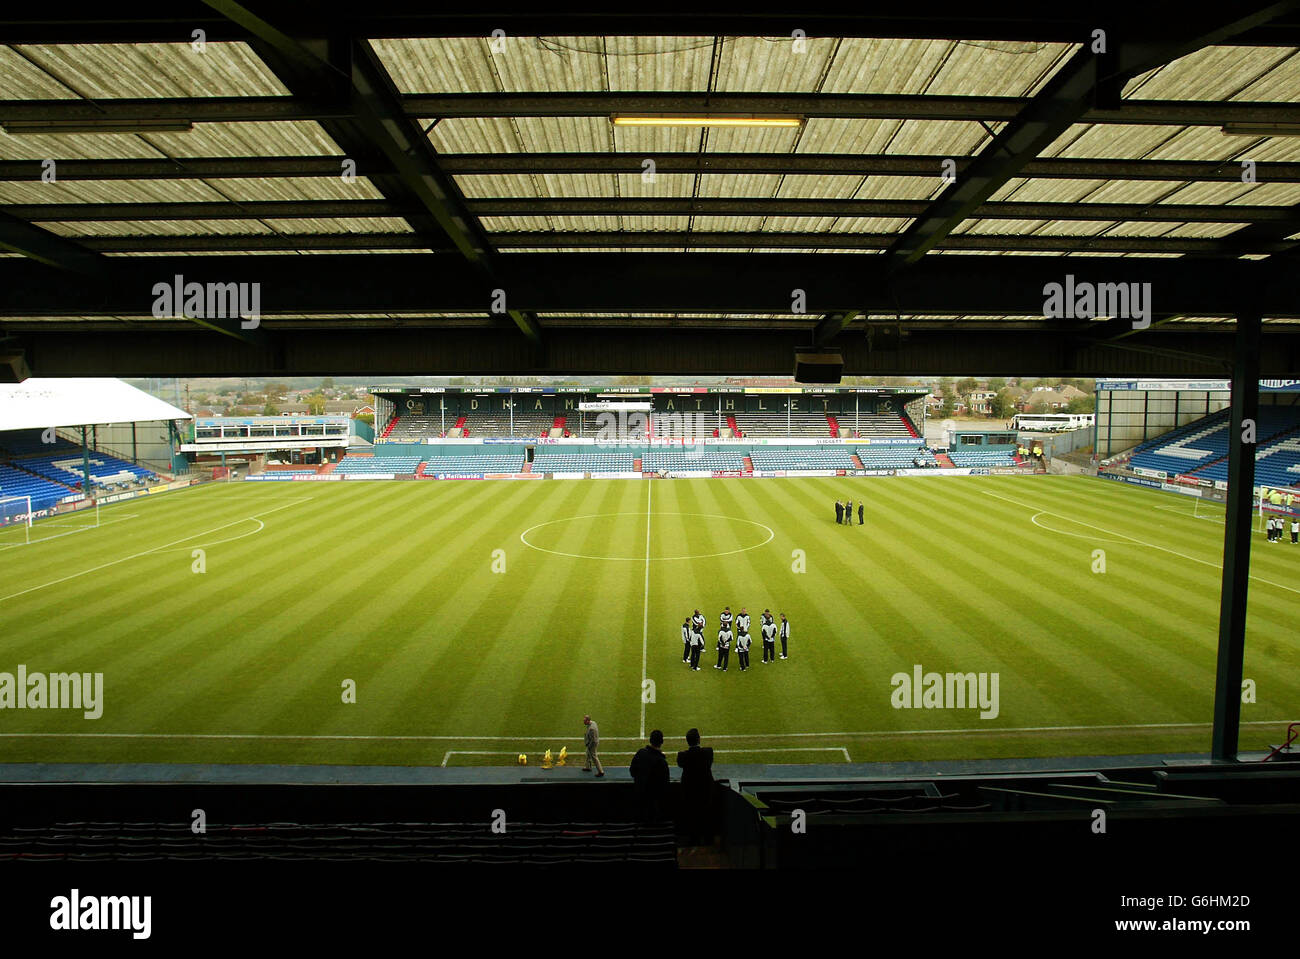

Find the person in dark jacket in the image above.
[
  {"left": 835, "top": 500, "right": 843, "bottom": 524},
  {"left": 858, "top": 502, "right": 864, "bottom": 525},
  {"left": 629, "top": 730, "right": 670, "bottom": 823},
  {"left": 676, "top": 728, "right": 716, "bottom": 845}
]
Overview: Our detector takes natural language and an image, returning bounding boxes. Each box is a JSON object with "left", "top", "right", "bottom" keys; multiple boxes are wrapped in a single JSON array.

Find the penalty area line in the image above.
[
  {"left": 981, "top": 488, "right": 1300, "bottom": 598},
  {"left": 0, "top": 498, "right": 315, "bottom": 603}
]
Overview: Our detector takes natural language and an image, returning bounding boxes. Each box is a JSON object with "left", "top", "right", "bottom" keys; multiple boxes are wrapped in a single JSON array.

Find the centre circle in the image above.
[{"left": 520, "top": 511, "right": 775, "bottom": 561}]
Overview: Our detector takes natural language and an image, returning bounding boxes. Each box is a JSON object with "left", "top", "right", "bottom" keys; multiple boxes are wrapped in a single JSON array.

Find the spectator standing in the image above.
[
  {"left": 676, "top": 728, "right": 715, "bottom": 845},
  {"left": 629, "top": 730, "right": 670, "bottom": 822},
  {"left": 582, "top": 715, "right": 605, "bottom": 777}
]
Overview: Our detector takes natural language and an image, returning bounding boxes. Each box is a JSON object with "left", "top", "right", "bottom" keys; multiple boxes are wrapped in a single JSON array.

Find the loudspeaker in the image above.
[
  {"left": 794, "top": 350, "right": 843, "bottom": 384},
  {"left": 0, "top": 352, "right": 31, "bottom": 383}
]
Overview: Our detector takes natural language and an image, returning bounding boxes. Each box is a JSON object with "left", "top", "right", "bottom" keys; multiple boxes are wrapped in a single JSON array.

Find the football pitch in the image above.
[{"left": 0, "top": 474, "right": 1296, "bottom": 769}]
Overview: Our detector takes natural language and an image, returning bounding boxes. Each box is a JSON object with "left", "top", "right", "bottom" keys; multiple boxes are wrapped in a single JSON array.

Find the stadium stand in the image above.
[
  {"left": 641, "top": 448, "right": 746, "bottom": 471},
  {"left": 855, "top": 447, "right": 938, "bottom": 469},
  {"left": 840, "top": 413, "right": 916, "bottom": 438},
  {"left": 1128, "top": 409, "right": 1230, "bottom": 476},
  {"left": 21, "top": 452, "right": 155, "bottom": 490},
  {"left": 423, "top": 454, "right": 524, "bottom": 475},
  {"left": 334, "top": 455, "right": 422, "bottom": 475},
  {"left": 748, "top": 447, "right": 856, "bottom": 470},
  {"left": 504, "top": 411, "right": 559, "bottom": 437},
  {"left": 532, "top": 449, "right": 636, "bottom": 472},
  {"left": 1129, "top": 406, "right": 1300, "bottom": 488},
  {"left": 383, "top": 414, "right": 441, "bottom": 439},
  {"left": 947, "top": 449, "right": 1018, "bottom": 468},
  {"left": 0, "top": 463, "right": 73, "bottom": 511},
  {"left": 729, "top": 411, "right": 831, "bottom": 437}
]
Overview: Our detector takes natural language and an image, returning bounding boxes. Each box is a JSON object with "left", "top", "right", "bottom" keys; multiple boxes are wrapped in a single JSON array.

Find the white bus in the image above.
[{"left": 1011, "top": 413, "right": 1094, "bottom": 432}]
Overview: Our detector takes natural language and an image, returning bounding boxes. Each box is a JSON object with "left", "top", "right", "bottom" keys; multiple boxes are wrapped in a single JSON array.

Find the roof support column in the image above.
[{"left": 1211, "top": 309, "right": 1261, "bottom": 762}]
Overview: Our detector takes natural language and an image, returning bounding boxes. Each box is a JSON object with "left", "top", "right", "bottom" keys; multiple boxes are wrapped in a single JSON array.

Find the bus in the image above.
[{"left": 1011, "top": 412, "right": 1094, "bottom": 432}]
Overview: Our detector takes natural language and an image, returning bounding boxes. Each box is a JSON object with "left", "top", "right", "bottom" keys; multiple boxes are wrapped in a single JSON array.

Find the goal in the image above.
[
  {"left": 0, "top": 495, "right": 32, "bottom": 546},
  {"left": 0, "top": 495, "right": 100, "bottom": 547},
  {"left": 1192, "top": 490, "right": 1282, "bottom": 532}
]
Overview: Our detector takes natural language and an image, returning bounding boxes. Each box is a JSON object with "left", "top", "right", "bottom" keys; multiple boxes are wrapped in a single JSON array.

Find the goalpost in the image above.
[
  {"left": 1192, "top": 489, "right": 1279, "bottom": 532},
  {"left": 0, "top": 495, "right": 32, "bottom": 546},
  {"left": 0, "top": 495, "right": 101, "bottom": 547}
]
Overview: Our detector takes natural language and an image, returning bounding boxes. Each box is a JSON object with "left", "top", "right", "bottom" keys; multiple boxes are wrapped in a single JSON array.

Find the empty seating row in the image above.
[
  {"left": 334, "top": 456, "right": 423, "bottom": 475},
  {"left": 20, "top": 452, "right": 154, "bottom": 489},
  {"left": 855, "top": 447, "right": 937, "bottom": 469},
  {"left": 532, "top": 451, "right": 636, "bottom": 472},
  {"left": 642, "top": 449, "right": 746, "bottom": 471},
  {"left": 423, "top": 455, "right": 524, "bottom": 474},
  {"left": 0, "top": 464, "right": 73, "bottom": 511},
  {"left": 948, "top": 449, "right": 1017, "bottom": 467},
  {"left": 748, "top": 447, "right": 856, "bottom": 470},
  {"left": 840, "top": 414, "right": 916, "bottom": 438}
]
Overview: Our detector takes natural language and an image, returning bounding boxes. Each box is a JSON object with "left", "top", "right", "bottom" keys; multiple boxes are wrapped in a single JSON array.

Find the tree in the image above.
[
  {"left": 991, "top": 388, "right": 1017, "bottom": 419},
  {"left": 266, "top": 382, "right": 289, "bottom": 402},
  {"left": 304, "top": 392, "right": 327, "bottom": 415},
  {"left": 354, "top": 412, "right": 374, "bottom": 426},
  {"left": 1067, "top": 395, "right": 1095, "bottom": 414},
  {"left": 955, "top": 377, "right": 979, "bottom": 414},
  {"left": 262, "top": 402, "right": 279, "bottom": 416},
  {"left": 321, "top": 377, "right": 334, "bottom": 390},
  {"left": 986, "top": 376, "right": 1006, "bottom": 394}
]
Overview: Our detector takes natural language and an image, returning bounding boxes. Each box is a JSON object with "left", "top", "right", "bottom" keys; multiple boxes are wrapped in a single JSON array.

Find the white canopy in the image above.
[{"left": 0, "top": 378, "right": 191, "bottom": 432}]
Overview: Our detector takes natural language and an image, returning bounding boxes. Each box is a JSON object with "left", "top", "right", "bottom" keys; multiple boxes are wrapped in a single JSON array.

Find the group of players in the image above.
[{"left": 681, "top": 607, "right": 790, "bottom": 672}]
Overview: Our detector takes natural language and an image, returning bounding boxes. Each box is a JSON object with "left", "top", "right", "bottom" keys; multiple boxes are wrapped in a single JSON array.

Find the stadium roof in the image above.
[
  {"left": 0, "top": 4, "right": 1299, "bottom": 376},
  {"left": 0, "top": 377, "right": 190, "bottom": 431}
]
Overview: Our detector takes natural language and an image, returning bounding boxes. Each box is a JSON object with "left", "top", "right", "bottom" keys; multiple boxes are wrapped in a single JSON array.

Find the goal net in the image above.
[
  {"left": 0, "top": 495, "right": 32, "bottom": 546},
  {"left": 1192, "top": 488, "right": 1295, "bottom": 532}
]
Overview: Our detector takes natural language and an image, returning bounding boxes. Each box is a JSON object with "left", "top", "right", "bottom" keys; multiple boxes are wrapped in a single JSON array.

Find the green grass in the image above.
[{"left": 0, "top": 474, "right": 1296, "bottom": 768}]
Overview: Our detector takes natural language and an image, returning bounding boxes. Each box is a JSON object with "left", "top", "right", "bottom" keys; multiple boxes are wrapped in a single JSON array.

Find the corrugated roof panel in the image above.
[
  {"left": 0, "top": 178, "right": 229, "bottom": 205},
  {"left": 698, "top": 172, "right": 783, "bottom": 199},
  {"left": 960, "top": 218, "right": 1116, "bottom": 237},
  {"left": 0, "top": 130, "right": 169, "bottom": 160},
  {"left": 43, "top": 219, "right": 274, "bottom": 237},
  {"left": 12, "top": 42, "right": 288, "bottom": 98},
  {"left": 604, "top": 36, "right": 716, "bottom": 91},
  {"left": 1160, "top": 222, "right": 1245, "bottom": 238},
  {"left": 1042, "top": 123, "right": 1185, "bottom": 159},
  {"left": 680, "top": 214, "right": 763, "bottom": 233},
  {"left": 1124, "top": 45, "right": 1298, "bottom": 101},
  {"left": 854, "top": 175, "right": 943, "bottom": 202},
  {"left": 372, "top": 38, "right": 501, "bottom": 93},
  {"left": 0, "top": 46, "right": 80, "bottom": 98},
  {"left": 617, "top": 174, "right": 694, "bottom": 198},
  {"left": 701, "top": 126, "right": 801, "bottom": 156},
  {"left": 205, "top": 176, "right": 387, "bottom": 202},
  {"left": 829, "top": 217, "right": 912, "bottom": 234},
  {"left": 144, "top": 121, "right": 344, "bottom": 158},
  {"left": 715, "top": 37, "right": 839, "bottom": 92},
  {"left": 537, "top": 172, "right": 617, "bottom": 198},
  {"left": 776, "top": 174, "right": 867, "bottom": 200},
  {"left": 270, "top": 217, "right": 415, "bottom": 234}
]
